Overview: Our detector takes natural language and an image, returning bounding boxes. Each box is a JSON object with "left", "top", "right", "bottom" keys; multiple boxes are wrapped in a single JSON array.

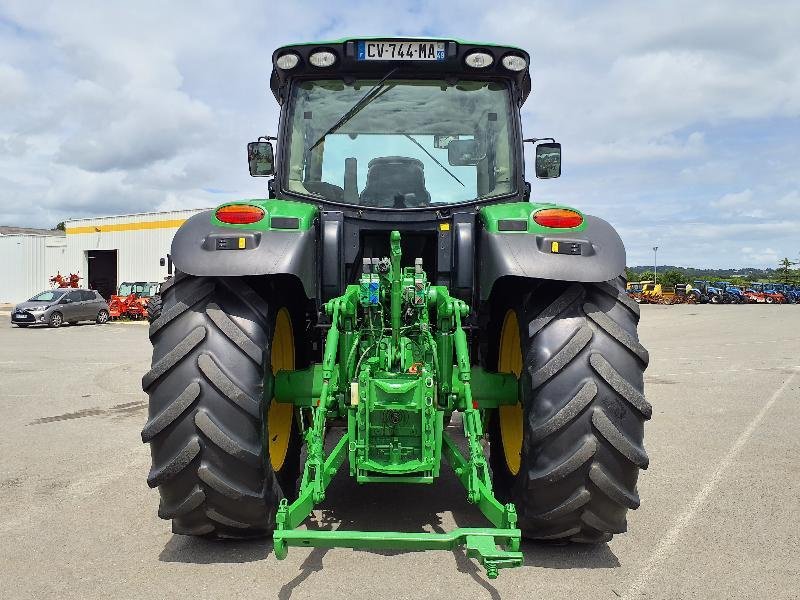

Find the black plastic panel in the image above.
[
  {"left": 171, "top": 211, "right": 316, "bottom": 297},
  {"left": 478, "top": 214, "right": 626, "bottom": 300}
]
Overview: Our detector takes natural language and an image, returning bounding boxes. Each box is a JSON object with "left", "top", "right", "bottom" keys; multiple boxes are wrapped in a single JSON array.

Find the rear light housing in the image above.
[
  {"left": 275, "top": 52, "right": 300, "bottom": 70},
  {"left": 215, "top": 204, "right": 265, "bottom": 225},
  {"left": 465, "top": 51, "right": 493, "bottom": 68},
  {"left": 309, "top": 50, "right": 337, "bottom": 68},
  {"left": 532, "top": 208, "right": 583, "bottom": 229}
]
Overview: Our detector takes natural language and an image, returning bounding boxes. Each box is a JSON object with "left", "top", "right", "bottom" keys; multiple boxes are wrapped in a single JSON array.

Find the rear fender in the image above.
[
  {"left": 478, "top": 203, "right": 626, "bottom": 300},
  {"left": 171, "top": 201, "right": 318, "bottom": 298}
]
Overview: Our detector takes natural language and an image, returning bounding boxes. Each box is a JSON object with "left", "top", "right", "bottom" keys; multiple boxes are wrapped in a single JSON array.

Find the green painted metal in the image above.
[
  {"left": 456, "top": 367, "right": 518, "bottom": 408},
  {"left": 274, "top": 365, "right": 321, "bottom": 407},
  {"left": 275, "top": 365, "right": 517, "bottom": 410},
  {"left": 271, "top": 230, "right": 522, "bottom": 578},
  {"left": 275, "top": 528, "right": 522, "bottom": 579},
  {"left": 210, "top": 198, "right": 318, "bottom": 231},
  {"left": 480, "top": 201, "right": 587, "bottom": 234}
]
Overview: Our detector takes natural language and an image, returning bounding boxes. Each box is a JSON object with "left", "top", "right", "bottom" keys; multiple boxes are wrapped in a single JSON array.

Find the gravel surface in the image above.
[{"left": 1, "top": 305, "right": 798, "bottom": 599}]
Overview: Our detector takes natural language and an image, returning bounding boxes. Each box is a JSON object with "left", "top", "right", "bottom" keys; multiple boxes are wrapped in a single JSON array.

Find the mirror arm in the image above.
[
  {"left": 523, "top": 137, "right": 556, "bottom": 144},
  {"left": 258, "top": 135, "right": 277, "bottom": 142}
]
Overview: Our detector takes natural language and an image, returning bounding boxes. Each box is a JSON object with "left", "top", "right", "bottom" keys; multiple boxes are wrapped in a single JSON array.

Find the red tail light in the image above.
[
  {"left": 216, "top": 204, "right": 265, "bottom": 225},
  {"left": 532, "top": 208, "right": 583, "bottom": 229}
]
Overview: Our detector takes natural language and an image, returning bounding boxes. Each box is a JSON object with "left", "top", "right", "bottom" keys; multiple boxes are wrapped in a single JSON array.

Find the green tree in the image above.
[
  {"left": 638, "top": 270, "right": 656, "bottom": 282},
  {"left": 778, "top": 257, "right": 798, "bottom": 283},
  {"left": 729, "top": 276, "right": 749, "bottom": 287},
  {"left": 660, "top": 269, "right": 688, "bottom": 288},
  {"left": 55, "top": 222, "right": 65, "bottom": 231}
]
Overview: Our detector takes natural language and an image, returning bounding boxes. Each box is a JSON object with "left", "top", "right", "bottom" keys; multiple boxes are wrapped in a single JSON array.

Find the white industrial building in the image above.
[
  {"left": 0, "top": 208, "right": 208, "bottom": 304},
  {"left": 0, "top": 227, "right": 69, "bottom": 303}
]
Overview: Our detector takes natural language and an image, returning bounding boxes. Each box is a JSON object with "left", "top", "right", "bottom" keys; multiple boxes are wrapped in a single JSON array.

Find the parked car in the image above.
[{"left": 10, "top": 288, "right": 110, "bottom": 328}]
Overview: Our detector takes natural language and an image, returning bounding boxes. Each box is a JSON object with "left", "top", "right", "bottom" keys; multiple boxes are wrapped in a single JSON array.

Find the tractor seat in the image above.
[{"left": 359, "top": 157, "right": 431, "bottom": 208}]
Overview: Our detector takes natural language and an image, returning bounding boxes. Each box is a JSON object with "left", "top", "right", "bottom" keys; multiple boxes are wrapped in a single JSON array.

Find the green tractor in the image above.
[{"left": 141, "top": 38, "right": 650, "bottom": 578}]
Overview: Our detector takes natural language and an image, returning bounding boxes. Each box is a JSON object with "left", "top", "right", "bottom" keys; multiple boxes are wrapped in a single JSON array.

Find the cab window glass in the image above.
[{"left": 285, "top": 79, "right": 515, "bottom": 208}]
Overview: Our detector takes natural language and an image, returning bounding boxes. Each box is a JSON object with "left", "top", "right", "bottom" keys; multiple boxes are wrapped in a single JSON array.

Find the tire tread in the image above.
[
  {"left": 491, "top": 279, "right": 649, "bottom": 544},
  {"left": 141, "top": 275, "right": 289, "bottom": 539}
]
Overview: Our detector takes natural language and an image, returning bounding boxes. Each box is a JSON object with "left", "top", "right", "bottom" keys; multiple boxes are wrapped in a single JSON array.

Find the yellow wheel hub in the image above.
[
  {"left": 267, "top": 308, "right": 295, "bottom": 472},
  {"left": 497, "top": 309, "right": 523, "bottom": 475}
]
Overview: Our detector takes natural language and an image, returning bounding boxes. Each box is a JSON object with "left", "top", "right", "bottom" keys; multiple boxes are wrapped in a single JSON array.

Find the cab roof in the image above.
[{"left": 269, "top": 37, "right": 532, "bottom": 105}]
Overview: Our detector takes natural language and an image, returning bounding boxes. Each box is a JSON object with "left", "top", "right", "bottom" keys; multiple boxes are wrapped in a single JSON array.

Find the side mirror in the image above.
[
  {"left": 248, "top": 141, "right": 274, "bottom": 177},
  {"left": 534, "top": 142, "right": 561, "bottom": 179},
  {"left": 62, "top": 298, "right": 72, "bottom": 304},
  {"left": 159, "top": 258, "right": 165, "bottom": 267},
  {"left": 448, "top": 139, "right": 485, "bottom": 166}
]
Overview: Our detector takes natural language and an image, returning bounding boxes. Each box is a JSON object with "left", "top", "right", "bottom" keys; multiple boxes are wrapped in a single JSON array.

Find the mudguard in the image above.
[
  {"left": 479, "top": 208, "right": 626, "bottom": 300},
  {"left": 171, "top": 209, "right": 317, "bottom": 298}
]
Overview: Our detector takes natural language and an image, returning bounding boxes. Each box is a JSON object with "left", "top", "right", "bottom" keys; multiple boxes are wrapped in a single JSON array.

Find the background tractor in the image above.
[
  {"left": 141, "top": 38, "right": 650, "bottom": 578},
  {"left": 714, "top": 281, "right": 746, "bottom": 304},
  {"left": 770, "top": 283, "right": 798, "bottom": 303},
  {"left": 109, "top": 281, "right": 161, "bottom": 319},
  {"left": 625, "top": 280, "right": 644, "bottom": 299},
  {"left": 693, "top": 280, "right": 728, "bottom": 304},
  {"left": 750, "top": 283, "right": 785, "bottom": 304}
]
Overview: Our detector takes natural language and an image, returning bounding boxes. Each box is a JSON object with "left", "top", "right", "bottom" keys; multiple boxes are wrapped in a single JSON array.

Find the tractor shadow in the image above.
[
  {"left": 276, "top": 462, "right": 501, "bottom": 600},
  {"left": 277, "top": 420, "right": 619, "bottom": 599},
  {"left": 158, "top": 419, "right": 619, "bottom": 599},
  {"left": 159, "top": 534, "right": 271, "bottom": 564}
]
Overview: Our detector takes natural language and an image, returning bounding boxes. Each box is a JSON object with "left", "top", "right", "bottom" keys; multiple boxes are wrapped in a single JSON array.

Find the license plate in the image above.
[
  {"left": 357, "top": 40, "right": 445, "bottom": 62},
  {"left": 15, "top": 312, "right": 27, "bottom": 318}
]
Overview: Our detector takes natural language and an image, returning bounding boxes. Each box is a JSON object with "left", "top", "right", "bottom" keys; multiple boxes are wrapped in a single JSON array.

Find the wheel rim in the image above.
[
  {"left": 99, "top": 311, "right": 108, "bottom": 323},
  {"left": 497, "top": 309, "right": 523, "bottom": 476},
  {"left": 52, "top": 314, "right": 61, "bottom": 326},
  {"left": 267, "top": 308, "right": 295, "bottom": 472}
]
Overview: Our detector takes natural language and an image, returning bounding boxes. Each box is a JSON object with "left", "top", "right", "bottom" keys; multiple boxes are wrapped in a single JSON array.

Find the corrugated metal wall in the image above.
[
  {"left": 64, "top": 208, "right": 208, "bottom": 292},
  {"left": 0, "top": 208, "right": 210, "bottom": 304},
  {"left": 0, "top": 235, "right": 69, "bottom": 303}
]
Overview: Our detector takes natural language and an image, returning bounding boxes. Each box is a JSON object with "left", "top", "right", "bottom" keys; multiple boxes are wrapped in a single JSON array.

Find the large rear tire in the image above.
[
  {"left": 141, "top": 273, "right": 304, "bottom": 538},
  {"left": 486, "top": 277, "right": 650, "bottom": 543}
]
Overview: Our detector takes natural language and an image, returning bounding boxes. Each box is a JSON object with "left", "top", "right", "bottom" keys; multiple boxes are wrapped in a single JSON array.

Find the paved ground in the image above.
[{"left": 0, "top": 305, "right": 798, "bottom": 599}]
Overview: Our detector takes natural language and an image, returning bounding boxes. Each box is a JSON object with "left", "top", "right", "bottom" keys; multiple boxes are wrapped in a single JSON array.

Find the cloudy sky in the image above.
[{"left": 0, "top": 0, "right": 798, "bottom": 268}]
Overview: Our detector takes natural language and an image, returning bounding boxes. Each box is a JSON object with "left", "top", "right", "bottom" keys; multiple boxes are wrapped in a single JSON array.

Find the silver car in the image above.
[{"left": 11, "top": 288, "right": 110, "bottom": 328}]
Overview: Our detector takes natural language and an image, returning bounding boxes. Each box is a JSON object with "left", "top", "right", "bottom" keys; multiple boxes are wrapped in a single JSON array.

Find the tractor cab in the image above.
[
  {"left": 261, "top": 39, "right": 545, "bottom": 210},
  {"left": 245, "top": 38, "right": 561, "bottom": 300}
]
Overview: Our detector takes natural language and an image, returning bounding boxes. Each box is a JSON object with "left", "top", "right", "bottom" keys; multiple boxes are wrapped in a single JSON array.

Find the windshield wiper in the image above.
[
  {"left": 404, "top": 134, "right": 464, "bottom": 187},
  {"left": 308, "top": 68, "right": 399, "bottom": 152}
]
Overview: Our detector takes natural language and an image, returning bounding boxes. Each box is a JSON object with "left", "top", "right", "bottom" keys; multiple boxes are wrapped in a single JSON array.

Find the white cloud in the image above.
[
  {"left": 741, "top": 246, "right": 780, "bottom": 265},
  {"left": 0, "top": 0, "right": 798, "bottom": 269},
  {"left": 0, "top": 63, "right": 28, "bottom": 105},
  {"left": 776, "top": 190, "right": 800, "bottom": 208},
  {"left": 712, "top": 189, "right": 753, "bottom": 208},
  {"left": 56, "top": 88, "right": 214, "bottom": 172}
]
